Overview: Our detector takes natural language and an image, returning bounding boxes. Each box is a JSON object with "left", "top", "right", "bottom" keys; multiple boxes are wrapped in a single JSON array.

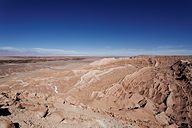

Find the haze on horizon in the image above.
[{"left": 0, "top": 0, "right": 192, "bottom": 56}]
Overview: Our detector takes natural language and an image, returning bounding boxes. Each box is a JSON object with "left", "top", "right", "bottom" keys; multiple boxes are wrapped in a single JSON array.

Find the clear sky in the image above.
[{"left": 0, "top": 0, "right": 192, "bottom": 56}]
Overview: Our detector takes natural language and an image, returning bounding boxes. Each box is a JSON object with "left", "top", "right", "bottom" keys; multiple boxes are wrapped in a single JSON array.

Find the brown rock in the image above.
[
  {"left": 155, "top": 112, "right": 170, "bottom": 125},
  {"left": 0, "top": 119, "right": 15, "bottom": 128},
  {"left": 46, "top": 111, "right": 64, "bottom": 123},
  {"left": 32, "top": 107, "right": 48, "bottom": 118}
]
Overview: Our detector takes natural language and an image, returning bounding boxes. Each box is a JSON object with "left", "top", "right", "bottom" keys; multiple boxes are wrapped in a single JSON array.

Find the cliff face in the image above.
[
  {"left": 169, "top": 60, "right": 192, "bottom": 127},
  {"left": 0, "top": 56, "right": 192, "bottom": 128}
]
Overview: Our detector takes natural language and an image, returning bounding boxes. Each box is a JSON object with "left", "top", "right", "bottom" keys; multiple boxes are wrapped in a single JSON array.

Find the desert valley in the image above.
[{"left": 0, "top": 56, "right": 191, "bottom": 128}]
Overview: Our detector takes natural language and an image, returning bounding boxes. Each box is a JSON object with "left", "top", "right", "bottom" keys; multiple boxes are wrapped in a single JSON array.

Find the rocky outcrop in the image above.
[
  {"left": 171, "top": 60, "right": 192, "bottom": 83},
  {"left": 88, "top": 59, "right": 192, "bottom": 127},
  {"left": 168, "top": 60, "right": 192, "bottom": 127}
]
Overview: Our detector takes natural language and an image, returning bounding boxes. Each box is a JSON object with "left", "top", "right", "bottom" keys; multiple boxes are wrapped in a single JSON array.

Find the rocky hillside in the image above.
[{"left": 0, "top": 56, "right": 192, "bottom": 128}]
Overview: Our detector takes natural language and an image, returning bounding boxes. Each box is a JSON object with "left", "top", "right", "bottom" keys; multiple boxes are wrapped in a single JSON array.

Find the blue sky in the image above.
[{"left": 0, "top": 0, "right": 192, "bottom": 56}]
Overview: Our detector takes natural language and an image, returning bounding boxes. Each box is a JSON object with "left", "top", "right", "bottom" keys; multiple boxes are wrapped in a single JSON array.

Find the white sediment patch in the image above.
[
  {"left": 181, "top": 60, "right": 191, "bottom": 63},
  {"left": 74, "top": 70, "right": 101, "bottom": 88},
  {"left": 72, "top": 69, "right": 87, "bottom": 76},
  {"left": 54, "top": 86, "right": 58, "bottom": 93},
  {"left": 16, "top": 80, "right": 29, "bottom": 87},
  {"left": 90, "top": 58, "right": 116, "bottom": 66},
  {"left": 90, "top": 57, "right": 131, "bottom": 66},
  {"left": 18, "top": 80, "right": 25, "bottom": 84},
  {"left": 74, "top": 65, "right": 133, "bottom": 89},
  {"left": 96, "top": 119, "right": 107, "bottom": 128},
  {"left": 97, "top": 66, "right": 131, "bottom": 77},
  {"left": 34, "top": 77, "right": 53, "bottom": 81},
  {"left": 48, "top": 84, "right": 58, "bottom": 93}
]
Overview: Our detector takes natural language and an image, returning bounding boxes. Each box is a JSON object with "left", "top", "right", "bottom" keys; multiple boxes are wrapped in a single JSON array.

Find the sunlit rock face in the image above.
[{"left": 0, "top": 56, "right": 192, "bottom": 128}]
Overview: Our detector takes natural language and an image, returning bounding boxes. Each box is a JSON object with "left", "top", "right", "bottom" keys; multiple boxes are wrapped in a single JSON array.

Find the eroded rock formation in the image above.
[{"left": 0, "top": 56, "right": 192, "bottom": 127}]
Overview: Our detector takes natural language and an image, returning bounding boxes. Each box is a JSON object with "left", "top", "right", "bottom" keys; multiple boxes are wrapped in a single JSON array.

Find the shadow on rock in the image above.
[{"left": 0, "top": 108, "right": 11, "bottom": 116}]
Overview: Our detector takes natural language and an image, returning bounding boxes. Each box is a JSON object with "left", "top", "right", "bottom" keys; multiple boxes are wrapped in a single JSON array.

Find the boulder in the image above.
[
  {"left": 126, "top": 93, "right": 147, "bottom": 109},
  {"left": 46, "top": 111, "right": 64, "bottom": 123}
]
